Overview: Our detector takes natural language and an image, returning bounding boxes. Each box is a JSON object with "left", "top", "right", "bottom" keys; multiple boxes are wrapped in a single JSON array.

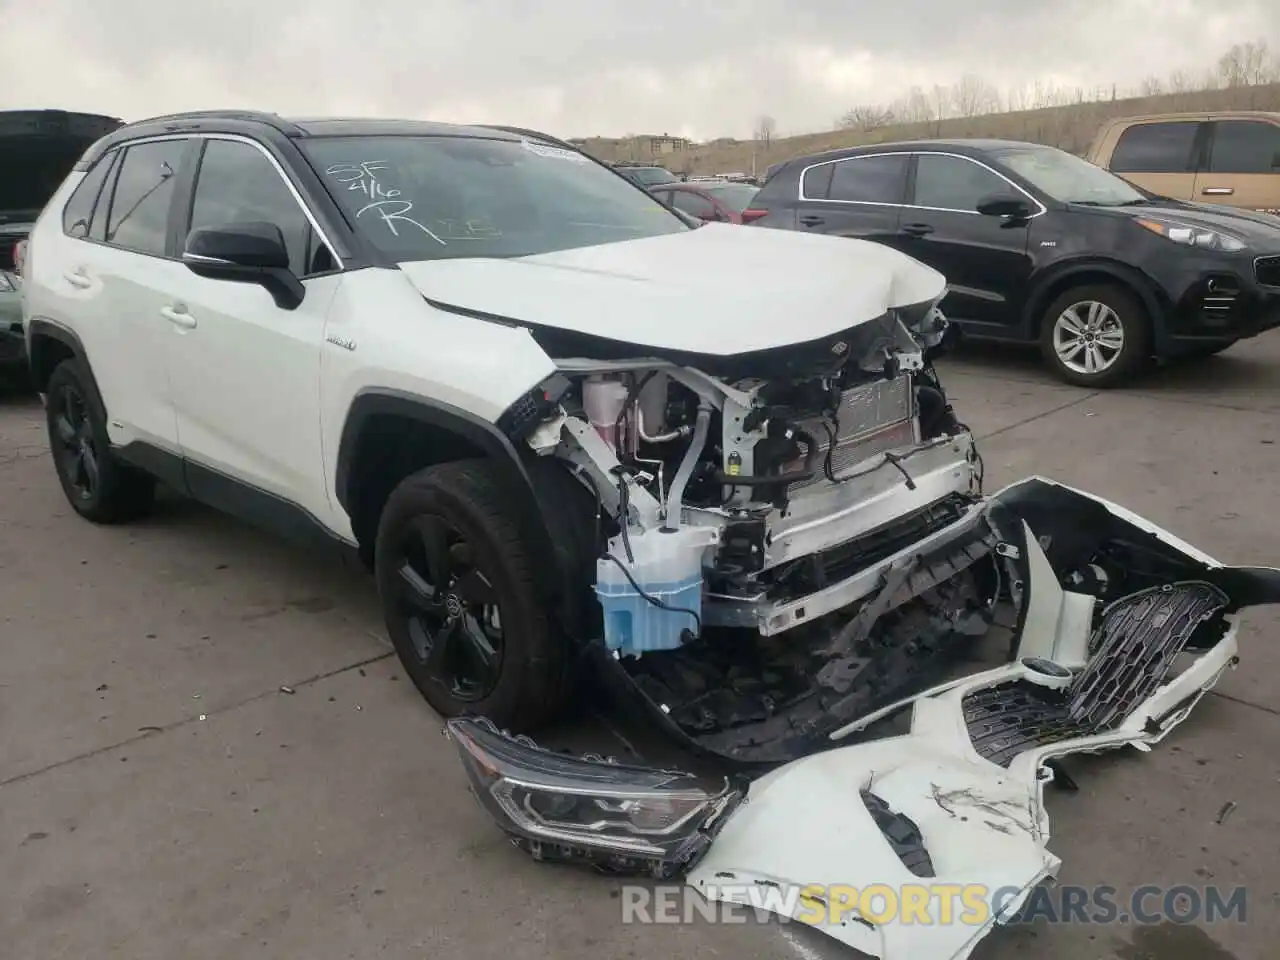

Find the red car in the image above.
[{"left": 648, "top": 180, "right": 765, "bottom": 224}]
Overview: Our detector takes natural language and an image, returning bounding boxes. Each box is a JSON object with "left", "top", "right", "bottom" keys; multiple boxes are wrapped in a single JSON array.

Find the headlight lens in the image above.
[
  {"left": 1136, "top": 218, "right": 1246, "bottom": 252},
  {"left": 446, "top": 717, "right": 745, "bottom": 876}
]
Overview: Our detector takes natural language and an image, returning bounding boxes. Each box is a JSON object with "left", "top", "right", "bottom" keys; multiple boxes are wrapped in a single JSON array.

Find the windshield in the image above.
[
  {"left": 702, "top": 182, "right": 760, "bottom": 213},
  {"left": 988, "top": 144, "right": 1147, "bottom": 206},
  {"left": 302, "top": 136, "right": 688, "bottom": 262}
]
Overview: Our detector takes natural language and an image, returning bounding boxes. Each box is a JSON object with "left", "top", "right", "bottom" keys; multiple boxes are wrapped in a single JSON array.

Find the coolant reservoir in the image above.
[
  {"left": 583, "top": 376, "right": 629, "bottom": 447},
  {"left": 595, "top": 525, "right": 719, "bottom": 657}
]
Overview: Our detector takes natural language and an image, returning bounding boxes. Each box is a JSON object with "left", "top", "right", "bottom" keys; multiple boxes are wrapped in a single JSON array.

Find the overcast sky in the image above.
[{"left": 1, "top": 0, "right": 1276, "bottom": 141}]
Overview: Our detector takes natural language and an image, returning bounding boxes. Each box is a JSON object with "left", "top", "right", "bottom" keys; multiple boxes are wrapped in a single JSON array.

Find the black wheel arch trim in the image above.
[
  {"left": 25, "top": 318, "right": 109, "bottom": 416},
  {"left": 1024, "top": 258, "right": 1170, "bottom": 349},
  {"left": 334, "top": 388, "right": 563, "bottom": 598}
]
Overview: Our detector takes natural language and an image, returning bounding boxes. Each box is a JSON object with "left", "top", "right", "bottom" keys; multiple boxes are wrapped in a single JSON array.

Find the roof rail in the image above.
[
  {"left": 478, "top": 124, "right": 578, "bottom": 151},
  {"left": 128, "top": 109, "right": 302, "bottom": 136}
]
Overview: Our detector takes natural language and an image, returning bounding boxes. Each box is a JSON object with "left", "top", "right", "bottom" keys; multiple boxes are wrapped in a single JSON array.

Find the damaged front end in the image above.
[
  {"left": 447, "top": 478, "right": 1280, "bottom": 960},
  {"left": 507, "top": 283, "right": 988, "bottom": 767}
]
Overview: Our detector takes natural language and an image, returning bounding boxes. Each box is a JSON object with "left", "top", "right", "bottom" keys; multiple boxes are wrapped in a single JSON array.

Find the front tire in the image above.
[
  {"left": 1039, "top": 284, "right": 1151, "bottom": 388},
  {"left": 374, "top": 459, "right": 570, "bottom": 730},
  {"left": 45, "top": 358, "right": 155, "bottom": 523}
]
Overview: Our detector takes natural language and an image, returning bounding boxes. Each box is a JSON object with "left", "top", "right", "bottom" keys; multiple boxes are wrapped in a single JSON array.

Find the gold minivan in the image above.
[{"left": 1086, "top": 111, "right": 1280, "bottom": 214}]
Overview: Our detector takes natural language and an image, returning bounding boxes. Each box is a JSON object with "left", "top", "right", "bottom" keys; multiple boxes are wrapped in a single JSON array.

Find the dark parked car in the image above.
[
  {"left": 649, "top": 180, "right": 764, "bottom": 224},
  {"left": 1, "top": 109, "right": 123, "bottom": 372},
  {"left": 612, "top": 162, "right": 680, "bottom": 187},
  {"left": 750, "top": 138, "right": 1280, "bottom": 386}
]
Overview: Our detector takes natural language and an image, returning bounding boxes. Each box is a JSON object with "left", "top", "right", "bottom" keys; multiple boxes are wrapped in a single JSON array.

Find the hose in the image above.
[{"left": 663, "top": 406, "right": 711, "bottom": 530}]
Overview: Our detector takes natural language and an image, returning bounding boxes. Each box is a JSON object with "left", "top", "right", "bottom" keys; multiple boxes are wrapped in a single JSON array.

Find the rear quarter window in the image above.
[{"left": 61, "top": 150, "right": 117, "bottom": 238}]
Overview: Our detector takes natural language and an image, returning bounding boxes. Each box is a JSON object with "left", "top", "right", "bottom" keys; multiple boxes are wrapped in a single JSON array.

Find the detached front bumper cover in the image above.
[
  {"left": 445, "top": 477, "right": 1280, "bottom": 959},
  {"left": 446, "top": 716, "right": 746, "bottom": 878}
]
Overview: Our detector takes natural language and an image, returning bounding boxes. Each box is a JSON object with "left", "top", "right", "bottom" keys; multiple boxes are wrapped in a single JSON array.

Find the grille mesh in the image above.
[
  {"left": 962, "top": 581, "right": 1228, "bottom": 767},
  {"left": 1256, "top": 256, "right": 1280, "bottom": 289}
]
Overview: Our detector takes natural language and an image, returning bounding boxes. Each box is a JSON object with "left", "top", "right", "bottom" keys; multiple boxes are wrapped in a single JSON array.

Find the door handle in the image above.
[
  {"left": 1201, "top": 186, "right": 1235, "bottom": 196},
  {"left": 799, "top": 214, "right": 825, "bottom": 227},
  {"left": 64, "top": 270, "right": 92, "bottom": 289},
  {"left": 160, "top": 305, "right": 197, "bottom": 330},
  {"left": 901, "top": 222, "right": 935, "bottom": 237}
]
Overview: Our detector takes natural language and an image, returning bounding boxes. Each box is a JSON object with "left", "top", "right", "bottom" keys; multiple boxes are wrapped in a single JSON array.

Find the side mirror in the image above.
[
  {"left": 976, "top": 193, "right": 1033, "bottom": 219},
  {"left": 183, "top": 221, "right": 305, "bottom": 310}
]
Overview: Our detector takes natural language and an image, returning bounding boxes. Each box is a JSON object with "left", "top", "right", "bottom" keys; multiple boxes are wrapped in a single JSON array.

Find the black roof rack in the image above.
[{"left": 127, "top": 109, "right": 303, "bottom": 136}]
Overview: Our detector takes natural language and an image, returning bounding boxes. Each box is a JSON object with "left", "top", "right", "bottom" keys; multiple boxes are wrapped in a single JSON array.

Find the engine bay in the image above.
[{"left": 505, "top": 303, "right": 998, "bottom": 763}]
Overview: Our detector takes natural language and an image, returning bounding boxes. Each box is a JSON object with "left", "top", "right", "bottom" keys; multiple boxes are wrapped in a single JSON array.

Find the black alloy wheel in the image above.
[
  {"left": 392, "top": 514, "right": 504, "bottom": 702},
  {"left": 43, "top": 358, "right": 155, "bottom": 523},
  {"left": 374, "top": 460, "right": 571, "bottom": 730},
  {"left": 49, "top": 379, "right": 99, "bottom": 503}
]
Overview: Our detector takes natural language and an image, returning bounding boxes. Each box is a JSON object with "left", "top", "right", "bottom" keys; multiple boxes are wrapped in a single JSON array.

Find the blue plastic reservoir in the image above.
[{"left": 595, "top": 574, "right": 702, "bottom": 656}]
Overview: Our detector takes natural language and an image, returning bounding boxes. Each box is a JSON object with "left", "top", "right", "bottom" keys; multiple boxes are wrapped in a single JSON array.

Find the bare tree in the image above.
[
  {"left": 929, "top": 84, "right": 952, "bottom": 130},
  {"left": 1214, "top": 42, "right": 1269, "bottom": 87},
  {"left": 895, "top": 86, "right": 935, "bottom": 124},
  {"left": 1005, "top": 82, "right": 1031, "bottom": 113},
  {"left": 1166, "top": 69, "right": 1195, "bottom": 93},
  {"left": 952, "top": 74, "right": 1001, "bottom": 117},
  {"left": 838, "top": 104, "right": 895, "bottom": 131},
  {"left": 1241, "top": 40, "right": 1274, "bottom": 84},
  {"left": 754, "top": 115, "right": 776, "bottom": 146},
  {"left": 1029, "top": 80, "right": 1070, "bottom": 109},
  {"left": 1139, "top": 76, "right": 1164, "bottom": 97}
]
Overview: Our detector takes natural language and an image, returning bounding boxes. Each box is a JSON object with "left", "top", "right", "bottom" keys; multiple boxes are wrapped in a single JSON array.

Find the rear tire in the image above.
[
  {"left": 1039, "top": 284, "right": 1151, "bottom": 388},
  {"left": 374, "top": 459, "right": 570, "bottom": 730},
  {"left": 45, "top": 358, "right": 155, "bottom": 523}
]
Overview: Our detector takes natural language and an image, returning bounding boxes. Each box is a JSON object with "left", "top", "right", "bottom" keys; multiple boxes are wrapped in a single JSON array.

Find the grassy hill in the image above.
[{"left": 580, "top": 83, "right": 1280, "bottom": 176}]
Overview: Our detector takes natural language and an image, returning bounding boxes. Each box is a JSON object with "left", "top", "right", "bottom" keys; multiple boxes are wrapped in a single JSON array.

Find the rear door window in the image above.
[
  {"left": 1110, "top": 121, "right": 1201, "bottom": 173},
  {"left": 103, "top": 139, "right": 188, "bottom": 256},
  {"left": 1207, "top": 120, "right": 1280, "bottom": 174},
  {"left": 827, "top": 155, "right": 910, "bottom": 204}
]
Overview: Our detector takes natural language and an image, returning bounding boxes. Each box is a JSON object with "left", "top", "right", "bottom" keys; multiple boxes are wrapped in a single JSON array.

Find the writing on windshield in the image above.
[
  {"left": 304, "top": 134, "right": 686, "bottom": 262},
  {"left": 324, "top": 160, "right": 446, "bottom": 245}
]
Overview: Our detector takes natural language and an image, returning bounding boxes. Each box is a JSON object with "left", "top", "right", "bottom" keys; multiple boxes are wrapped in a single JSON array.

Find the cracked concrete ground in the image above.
[{"left": 2, "top": 335, "right": 1279, "bottom": 960}]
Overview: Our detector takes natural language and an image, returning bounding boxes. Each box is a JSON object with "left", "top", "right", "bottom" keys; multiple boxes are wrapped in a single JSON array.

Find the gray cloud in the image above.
[{"left": 1, "top": 0, "right": 1275, "bottom": 139}]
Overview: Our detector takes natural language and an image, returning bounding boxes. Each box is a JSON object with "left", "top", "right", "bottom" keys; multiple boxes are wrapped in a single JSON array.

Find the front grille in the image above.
[
  {"left": 1256, "top": 256, "right": 1280, "bottom": 289},
  {"left": 789, "top": 375, "right": 917, "bottom": 488},
  {"left": 963, "top": 581, "right": 1227, "bottom": 767}
]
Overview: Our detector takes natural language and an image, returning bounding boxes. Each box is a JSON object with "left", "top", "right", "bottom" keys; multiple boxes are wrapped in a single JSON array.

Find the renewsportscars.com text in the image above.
[{"left": 620, "top": 882, "right": 1248, "bottom": 927}]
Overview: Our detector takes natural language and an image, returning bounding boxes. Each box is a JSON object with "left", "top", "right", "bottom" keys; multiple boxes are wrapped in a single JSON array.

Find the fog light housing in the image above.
[{"left": 445, "top": 717, "right": 745, "bottom": 877}]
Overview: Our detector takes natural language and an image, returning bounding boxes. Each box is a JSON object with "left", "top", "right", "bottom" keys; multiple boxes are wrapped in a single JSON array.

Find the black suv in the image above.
[{"left": 751, "top": 138, "right": 1280, "bottom": 386}]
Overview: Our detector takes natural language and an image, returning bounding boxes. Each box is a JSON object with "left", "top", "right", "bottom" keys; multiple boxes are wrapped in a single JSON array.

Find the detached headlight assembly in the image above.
[
  {"left": 446, "top": 717, "right": 745, "bottom": 877},
  {"left": 1136, "top": 217, "right": 1246, "bottom": 252}
]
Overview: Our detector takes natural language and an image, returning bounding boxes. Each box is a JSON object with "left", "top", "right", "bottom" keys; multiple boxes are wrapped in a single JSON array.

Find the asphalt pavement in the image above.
[{"left": 2, "top": 335, "right": 1279, "bottom": 960}]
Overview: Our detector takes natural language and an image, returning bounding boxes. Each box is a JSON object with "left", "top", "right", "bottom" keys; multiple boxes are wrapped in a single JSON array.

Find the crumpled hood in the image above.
[{"left": 396, "top": 223, "right": 946, "bottom": 356}]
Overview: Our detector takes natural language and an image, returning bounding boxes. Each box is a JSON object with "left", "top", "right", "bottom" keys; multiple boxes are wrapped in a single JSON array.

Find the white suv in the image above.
[
  {"left": 23, "top": 110, "right": 989, "bottom": 760},
  {"left": 25, "top": 114, "right": 1280, "bottom": 956}
]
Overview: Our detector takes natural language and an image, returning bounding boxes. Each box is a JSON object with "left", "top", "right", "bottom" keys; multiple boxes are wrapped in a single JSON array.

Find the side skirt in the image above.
[{"left": 114, "top": 440, "right": 365, "bottom": 572}]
